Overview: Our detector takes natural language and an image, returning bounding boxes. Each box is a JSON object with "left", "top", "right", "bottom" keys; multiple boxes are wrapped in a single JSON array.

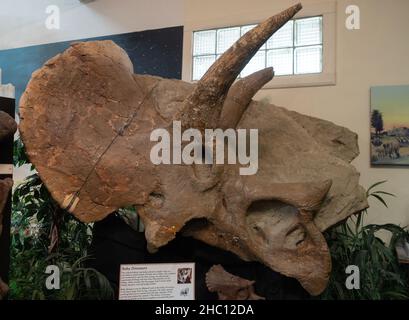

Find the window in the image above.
[{"left": 192, "top": 16, "right": 323, "bottom": 81}]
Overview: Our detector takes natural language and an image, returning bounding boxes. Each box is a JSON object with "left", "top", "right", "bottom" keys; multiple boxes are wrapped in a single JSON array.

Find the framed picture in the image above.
[{"left": 371, "top": 85, "right": 409, "bottom": 166}]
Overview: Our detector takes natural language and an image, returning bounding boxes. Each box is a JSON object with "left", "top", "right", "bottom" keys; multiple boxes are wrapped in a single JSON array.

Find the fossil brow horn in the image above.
[
  {"left": 219, "top": 67, "right": 274, "bottom": 129},
  {"left": 180, "top": 3, "right": 302, "bottom": 130}
]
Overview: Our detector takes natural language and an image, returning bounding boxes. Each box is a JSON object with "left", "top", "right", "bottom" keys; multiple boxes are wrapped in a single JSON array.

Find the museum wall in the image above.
[
  {"left": 183, "top": 0, "right": 409, "bottom": 229},
  {"left": 0, "top": 0, "right": 408, "bottom": 229}
]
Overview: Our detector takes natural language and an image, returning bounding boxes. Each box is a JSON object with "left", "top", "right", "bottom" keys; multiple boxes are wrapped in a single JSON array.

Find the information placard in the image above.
[{"left": 119, "top": 263, "right": 195, "bottom": 300}]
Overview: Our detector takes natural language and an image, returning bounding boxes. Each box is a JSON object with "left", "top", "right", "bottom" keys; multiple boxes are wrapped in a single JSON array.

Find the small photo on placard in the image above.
[
  {"left": 118, "top": 262, "right": 195, "bottom": 300},
  {"left": 177, "top": 267, "right": 192, "bottom": 284}
]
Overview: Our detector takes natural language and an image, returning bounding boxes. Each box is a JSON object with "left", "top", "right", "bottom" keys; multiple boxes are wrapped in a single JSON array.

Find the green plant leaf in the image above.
[
  {"left": 366, "top": 180, "right": 388, "bottom": 195},
  {"left": 370, "top": 193, "right": 389, "bottom": 208}
]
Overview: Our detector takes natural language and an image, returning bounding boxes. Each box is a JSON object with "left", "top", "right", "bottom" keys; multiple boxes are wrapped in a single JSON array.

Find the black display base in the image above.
[
  {"left": 89, "top": 214, "right": 309, "bottom": 300},
  {"left": 0, "top": 97, "right": 15, "bottom": 291}
]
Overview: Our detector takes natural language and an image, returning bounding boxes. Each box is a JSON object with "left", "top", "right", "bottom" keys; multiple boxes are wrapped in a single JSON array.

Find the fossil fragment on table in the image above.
[{"left": 206, "top": 264, "right": 265, "bottom": 300}]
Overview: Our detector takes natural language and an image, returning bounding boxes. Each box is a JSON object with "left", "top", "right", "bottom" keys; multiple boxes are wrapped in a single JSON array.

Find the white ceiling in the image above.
[{"left": 0, "top": 0, "right": 184, "bottom": 50}]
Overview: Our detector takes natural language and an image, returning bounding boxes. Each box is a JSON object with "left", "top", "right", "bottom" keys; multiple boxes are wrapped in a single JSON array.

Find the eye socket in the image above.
[
  {"left": 202, "top": 144, "right": 212, "bottom": 164},
  {"left": 191, "top": 144, "right": 220, "bottom": 191}
]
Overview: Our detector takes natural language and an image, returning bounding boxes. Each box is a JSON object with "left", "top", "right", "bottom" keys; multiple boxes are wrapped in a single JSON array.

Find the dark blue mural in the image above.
[{"left": 0, "top": 26, "right": 183, "bottom": 110}]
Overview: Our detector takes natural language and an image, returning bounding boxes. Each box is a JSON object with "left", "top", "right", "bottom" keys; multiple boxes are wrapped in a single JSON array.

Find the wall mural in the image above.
[
  {"left": 371, "top": 85, "right": 409, "bottom": 166},
  {"left": 0, "top": 26, "right": 183, "bottom": 111}
]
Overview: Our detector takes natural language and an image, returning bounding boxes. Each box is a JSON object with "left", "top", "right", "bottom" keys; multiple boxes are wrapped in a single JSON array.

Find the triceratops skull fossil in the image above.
[{"left": 19, "top": 3, "right": 367, "bottom": 295}]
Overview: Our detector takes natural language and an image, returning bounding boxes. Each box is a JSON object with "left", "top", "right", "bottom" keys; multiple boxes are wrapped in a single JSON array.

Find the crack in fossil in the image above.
[{"left": 64, "top": 80, "right": 162, "bottom": 212}]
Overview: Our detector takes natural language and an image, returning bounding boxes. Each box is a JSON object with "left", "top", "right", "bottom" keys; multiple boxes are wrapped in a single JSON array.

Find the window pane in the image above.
[
  {"left": 193, "top": 55, "right": 216, "bottom": 80},
  {"left": 217, "top": 27, "right": 240, "bottom": 54},
  {"left": 267, "top": 48, "right": 293, "bottom": 76},
  {"left": 192, "top": 15, "right": 324, "bottom": 80},
  {"left": 267, "top": 20, "right": 293, "bottom": 49},
  {"left": 241, "top": 24, "right": 256, "bottom": 35},
  {"left": 295, "top": 17, "right": 322, "bottom": 46},
  {"left": 294, "top": 45, "right": 322, "bottom": 74},
  {"left": 193, "top": 30, "right": 216, "bottom": 55},
  {"left": 241, "top": 25, "right": 266, "bottom": 49},
  {"left": 241, "top": 50, "right": 266, "bottom": 77}
]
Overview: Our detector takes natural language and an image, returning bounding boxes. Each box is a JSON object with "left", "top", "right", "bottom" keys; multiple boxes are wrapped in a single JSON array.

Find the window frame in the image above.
[
  {"left": 182, "top": 1, "right": 336, "bottom": 89},
  {"left": 192, "top": 15, "right": 324, "bottom": 80}
]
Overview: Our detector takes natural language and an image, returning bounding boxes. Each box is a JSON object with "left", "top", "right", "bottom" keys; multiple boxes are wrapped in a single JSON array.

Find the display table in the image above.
[
  {"left": 0, "top": 97, "right": 14, "bottom": 296},
  {"left": 89, "top": 214, "right": 310, "bottom": 300}
]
